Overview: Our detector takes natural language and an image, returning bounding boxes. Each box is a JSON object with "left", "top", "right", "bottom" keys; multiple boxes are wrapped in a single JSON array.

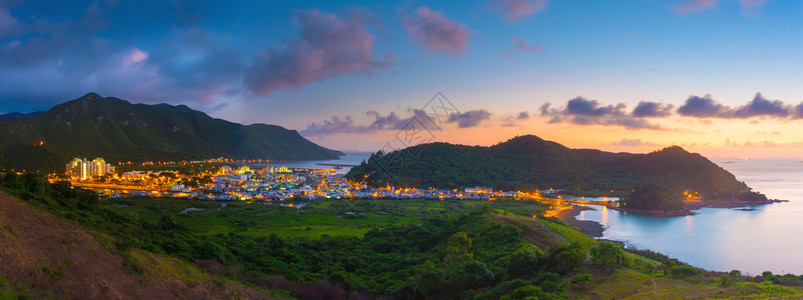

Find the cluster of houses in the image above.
[
  {"left": 110, "top": 165, "right": 529, "bottom": 202},
  {"left": 88, "top": 161, "right": 568, "bottom": 203}
]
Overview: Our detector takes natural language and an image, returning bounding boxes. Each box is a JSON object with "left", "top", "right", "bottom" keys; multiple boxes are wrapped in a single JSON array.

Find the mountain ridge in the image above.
[
  {"left": 0, "top": 92, "right": 343, "bottom": 172},
  {"left": 0, "top": 111, "right": 44, "bottom": 122}
]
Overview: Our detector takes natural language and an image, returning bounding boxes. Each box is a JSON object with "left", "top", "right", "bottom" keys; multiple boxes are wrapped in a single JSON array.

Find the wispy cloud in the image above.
[
  {"left": 505, "top": 37, "right": 543, "bottom": 56},
  {"left": 501, "top": 111, "right": 530, "bottom": 127},
  {"left": 672, "top": 0, "right": 717, "bottom": 15},
  {"left": 301, "top": 109, "right": 431, "bottom": 135},
  {"left": 610, "top": 138, "right": 659, "bottom": 147},
  {"left": 739, "top": 0, "right": 770, "bottom": 16},
  {"left": 403, "top": 6, "right": 472, "bottom": 56},
  {"left": 490, "top": 0, "right": 548, "bottom": 21}
]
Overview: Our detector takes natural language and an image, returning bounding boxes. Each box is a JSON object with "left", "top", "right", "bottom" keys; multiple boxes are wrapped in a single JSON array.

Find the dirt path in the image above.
[
  {"left": 531, "top": 219, "right": 570, "bottom": 244},
  {"left": 650, "top": 276, "right": 659, "bottom": 297}
]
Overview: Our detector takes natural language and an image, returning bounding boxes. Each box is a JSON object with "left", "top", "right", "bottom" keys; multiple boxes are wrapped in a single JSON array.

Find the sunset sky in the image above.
[{"left": 2, "top": 0, "right": 803, "bottom": 158}]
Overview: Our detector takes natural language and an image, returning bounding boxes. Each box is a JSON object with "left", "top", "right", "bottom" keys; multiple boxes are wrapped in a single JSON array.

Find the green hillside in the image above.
[
  {"left": 2, "top": 172, "right": 799, "bottom": 299},
  {"left": 0, "top": 93, "right": 343, "bottom": 172},
  {"left": 347, "top": 135, "right": 749, "bottom": 199}
]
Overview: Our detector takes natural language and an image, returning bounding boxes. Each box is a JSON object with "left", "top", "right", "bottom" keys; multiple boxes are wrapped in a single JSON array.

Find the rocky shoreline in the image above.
[
  {"left": 609, "top": 199, "right": 787, "bottom": 217},
  {"left": 606, "top": 205, "right": 698, "bottom": 216}
]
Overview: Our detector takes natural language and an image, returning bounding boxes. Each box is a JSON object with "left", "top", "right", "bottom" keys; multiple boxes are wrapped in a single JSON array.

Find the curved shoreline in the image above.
[
  {"left": 556, "top": 206, "right": 604, "bottom": 238},
  {"left": 555, "top": 199, "right": 787, "bottom": 237}
]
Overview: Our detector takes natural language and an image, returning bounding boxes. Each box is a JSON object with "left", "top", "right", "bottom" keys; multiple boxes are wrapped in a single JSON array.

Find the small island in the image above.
[{"left": 609, "top": 184, "right": 785, "bottom": 217}]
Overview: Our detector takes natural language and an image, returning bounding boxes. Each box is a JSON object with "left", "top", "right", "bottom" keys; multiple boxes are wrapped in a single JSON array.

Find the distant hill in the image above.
[
  {"left": 0, "top": 93, "right": 343, "bottom": 172},
  {"left": 0, "top": 111, "right": 43, "bottom": 122},
  {"left": 346, "top": 135, "right": 749, "bottom": 199}
]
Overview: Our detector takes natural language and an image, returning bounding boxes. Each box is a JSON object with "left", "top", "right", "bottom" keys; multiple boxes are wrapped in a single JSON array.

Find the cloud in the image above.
[
  {"left": 121, "top": 47, "right": 148, "bottom": 67},
  {"left": 672, "top": 0, "right": 717, "bottom": 14},
  {"left": 301, "top": 115, "right": 368, "bottom": 135},
  {"left": 732, "top": 93, "right": 790, "bottom": 118},
  {"left": 566, "top": 97, "right": 626, "bottom": 117},
  {"left": 301, "top": 109, "right": 432, "bottom": 135},
  {"left": 678, "top": 93, "right": 791, "bottom": 118},
  {"left": 541, "top": 97, "right": 661, "bottom": 130},
  {"left": 610, "top": 138, "right": 658, "bottom": 147},
  {"left": 501, "top": 111, "right": 530, "bottom": 127},
  {"left": 676, "top": 95, "right": 727, "bottom": 117},
  {"left": 632, "top": 101, "right": 674, "bottom": 118},
  {"left": 447, "top": 109, "right": 491, "bottom": 128},
  {"left": 245, "top": 9, "right": 392, "bottom": 96},
  {"left": 0, "top": 2, "right": 251, "bottom": 111},
  {"left": 131, "top": 27, "right": 248, "bottom": 104},
  {"left": 365, "top": 110, "right": 433, "bottom": 131},
  {"left": 505, "top": 37, "right": 543, "bottom": 56},
  {"left": 794, "top": 103, "right": 803, "bottom": 119},
  {"left": 0, "top": 7, "right": 26, "bottom": 38},
  {"left": 740, "top": 0, "right": 770, "bottom": 16},
  {"left": 490, "top": 0, "right": 548, "bottom": 21},
  {"left": 403, "top": 6, "right": 472, "bottom": 56}
]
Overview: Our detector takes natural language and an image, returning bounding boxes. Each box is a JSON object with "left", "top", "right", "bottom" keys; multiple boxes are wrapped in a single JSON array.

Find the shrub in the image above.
[{"left": 669, "top": 265, "right": 699, "bottom": 278}]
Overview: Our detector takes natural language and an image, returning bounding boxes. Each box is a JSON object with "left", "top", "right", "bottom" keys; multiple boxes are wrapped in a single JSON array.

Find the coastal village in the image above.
[{"left": 54, "top": 157, "right": 611, "bottom": 206}]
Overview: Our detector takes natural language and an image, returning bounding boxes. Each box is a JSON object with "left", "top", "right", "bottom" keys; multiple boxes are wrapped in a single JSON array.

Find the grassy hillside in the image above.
[
  {"left": 0, "top": 191, "right": 277, "bottom": 299},
  {"left": 3, "top": 171, "right": 799, "bottom": 299},
  {"left": 347, "top": 135, "right": 749, "bottom": 199},
  {"left": 0, "top": 93, "right": 343, "bottom": 172}
]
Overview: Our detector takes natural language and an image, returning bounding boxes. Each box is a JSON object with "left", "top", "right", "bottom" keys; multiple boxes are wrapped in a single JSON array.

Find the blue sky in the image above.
[{"left": 2, "top": 0, "right": 803, "bottom": 157}]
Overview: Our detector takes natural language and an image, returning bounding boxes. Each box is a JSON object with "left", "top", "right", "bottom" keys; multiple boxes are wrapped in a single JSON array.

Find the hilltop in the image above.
[
  {"left": 0, "top": 93, "right": 343, "bottom": 172},
  {"left": 347, "top": 135, "right": 749, "bottom": 199}
]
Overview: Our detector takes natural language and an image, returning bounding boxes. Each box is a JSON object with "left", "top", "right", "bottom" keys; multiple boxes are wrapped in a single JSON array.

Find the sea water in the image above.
[{"left": 575, "top": 159, "right": 803, "bottom": 275}]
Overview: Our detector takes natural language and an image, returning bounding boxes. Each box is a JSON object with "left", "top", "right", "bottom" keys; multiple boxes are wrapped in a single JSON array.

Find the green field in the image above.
[{"left": 105, "top": 198, "right": 550, "bottom": 239}]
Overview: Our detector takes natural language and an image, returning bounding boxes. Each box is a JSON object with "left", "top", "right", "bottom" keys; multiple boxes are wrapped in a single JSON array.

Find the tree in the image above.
[
  {"left": 590, "top": 241, "right": 623, "bottom": 270},
  {"left": 622, "top": 183, "right": 684, "bottom": 211},
  {"left": 506, "top": 246, "right": 543, "bottom": 279},
  {"left": 726, "top": 269, "right": 742, "bottom": 285},
  {"left": 669, "top": 265, "right": 699, "bottom": 278},
  {"left": 159, "top": 214, "right": 180, "bottom": 230},
  {"left": 718, "top": 274, "right": 731, "bottom": 287},
  {"left": 573, "top": 273, "right": 592, "bottom": 288},
  {"left": 501, "top": 285, "right": 540, "bottom": 300},
  {"left": 543, "top": 244, "right": 586, "bottom": 275},
  {"left": 2, "top": 171, "right": 21, "bottom": 190},
  {"left": 460, "top": 261, "right": 495, "bottom": 289},
  {"left": 0, "top": 154, "right": 10, "bottom": 171},
  {"left": 444, "top": 232, "right": 473, "bottom": 275},
  {"left": 160, "top": 172, "right": 177, "bottom": 179},
  {"left": 661, "top": 260, "right": 675, "bottom": 275}
]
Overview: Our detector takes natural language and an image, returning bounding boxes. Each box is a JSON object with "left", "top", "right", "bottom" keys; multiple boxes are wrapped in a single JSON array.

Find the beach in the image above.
[{"left": 556, "top": 205, "right": 604, "bottom": 238}]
